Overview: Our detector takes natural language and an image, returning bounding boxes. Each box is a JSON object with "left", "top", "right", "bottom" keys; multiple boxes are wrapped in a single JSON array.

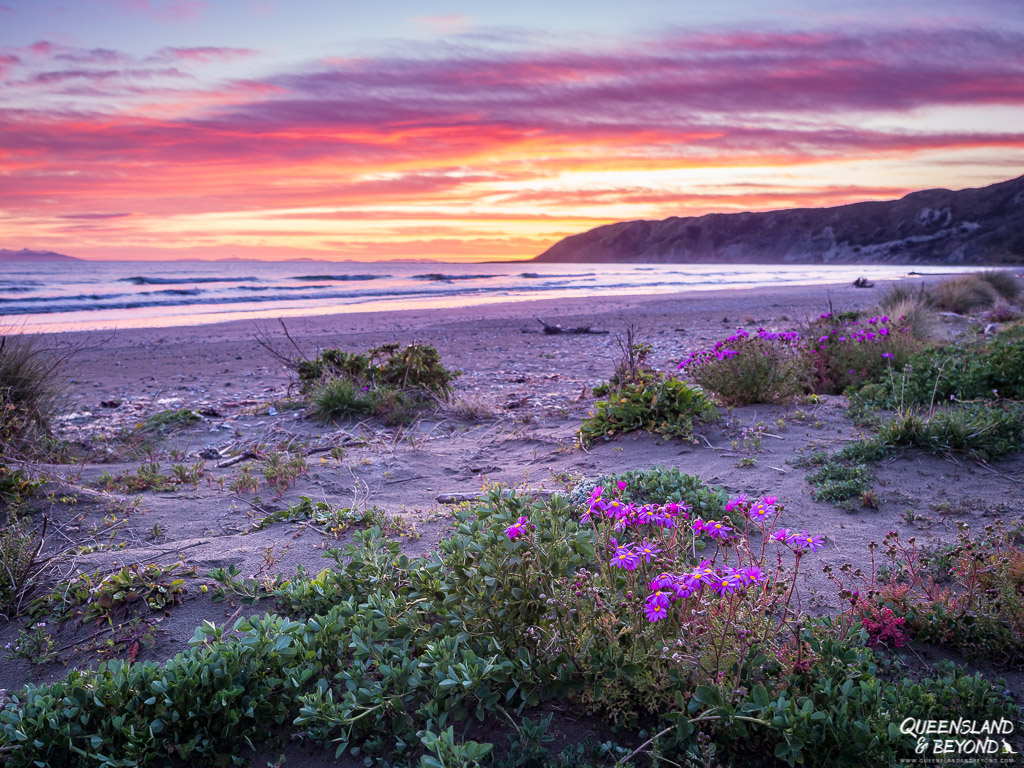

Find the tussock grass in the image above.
[
  {"left": 929, "top": 275, "right": 1000, "bottom": 314},
  {"left": 0, "top": 330, "right": 65, "bottom": 456},
  {"left": 977, "top": 269, "right": 1020, "bottom": 302}
]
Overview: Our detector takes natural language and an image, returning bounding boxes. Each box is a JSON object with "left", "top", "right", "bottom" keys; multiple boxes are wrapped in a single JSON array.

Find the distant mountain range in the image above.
[
  {"left": 534, "top": 174, "right": 1024, "bottom": 265},
  {"left": 0, "top": 248, "right": 79, "bottom": 261}
]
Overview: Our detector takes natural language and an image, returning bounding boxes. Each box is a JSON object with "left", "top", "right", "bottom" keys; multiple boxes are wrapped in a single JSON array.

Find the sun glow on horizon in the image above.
[{"left": 2, "top": 4, "right": 1023, "bottom": 261}]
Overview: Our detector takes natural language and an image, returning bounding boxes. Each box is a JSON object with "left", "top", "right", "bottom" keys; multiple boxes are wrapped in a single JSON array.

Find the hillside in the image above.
[
  {"left": 534, "top": 174, "right": 1024, "bottom": 264},
  {"left": 0, "top": 248, "right": 79, "bottom": 261}
]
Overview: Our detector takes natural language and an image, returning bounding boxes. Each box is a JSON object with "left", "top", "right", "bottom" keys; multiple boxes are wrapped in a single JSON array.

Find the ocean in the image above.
[{"left": 0, "top": 260, "right": 979, "bottom": 332}]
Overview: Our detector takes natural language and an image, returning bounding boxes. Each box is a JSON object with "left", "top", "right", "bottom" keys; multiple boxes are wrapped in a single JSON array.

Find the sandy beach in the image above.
[{"left": 3, "top": 276, "right": 1022, "bottom": 765}]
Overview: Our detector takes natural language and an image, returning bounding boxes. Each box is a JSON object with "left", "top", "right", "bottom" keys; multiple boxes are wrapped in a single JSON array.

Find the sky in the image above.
[{"left": 1, "top": 0, "right": 1023, "bottom": 262}]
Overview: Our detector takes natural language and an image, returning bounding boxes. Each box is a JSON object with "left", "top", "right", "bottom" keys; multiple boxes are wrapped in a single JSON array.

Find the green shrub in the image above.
[
  {"left": 569, "top": 466, "right": 729, "bottom": 517},
  {"left": 579, "top": 376, "right": 717, "bottom": 445},
  {"left": 300, "top": 343, "right": 458, "bottom": 424},
  {"left": 680, "top": 328, "right": 807, "bottom": 404},
  {"left": 2, "top": 484, "right": 1020, "bottom": 767},
  {"left": 877, "top": 403, "right": 1024, "bottom": 461},
  {"left": 850, "top": 332, "right": 1024, "bottom": 412},
  {"left": 298, "top": 342, "right": 458, "bottom": 397}
]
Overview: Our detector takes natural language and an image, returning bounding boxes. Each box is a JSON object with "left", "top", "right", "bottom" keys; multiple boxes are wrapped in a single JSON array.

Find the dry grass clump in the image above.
[
  {"left": 878, "top": 283, "right": 937, "bottom": 340},
  {"left": 929, "top": 275, "right": 1001, "bottom": 314},
  {"left": 976, "top": 269, "right": 1020, "bottom": 302},
  {"left": 0, "top": 330, "right": 65, "bottom": 457}
]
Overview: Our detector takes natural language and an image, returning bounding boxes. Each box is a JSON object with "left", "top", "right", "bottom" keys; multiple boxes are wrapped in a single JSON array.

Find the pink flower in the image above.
[
  {"left": 710, "top": 573, "right": 741, "bottom": 596},
  {"left": 704, "top": 520, "right": 732, "bottom": 540},
  {"left": 724, "top": 493, "right": 748, "bottom": 512},
  {"left": 644, "top": 597, "right": 670, "bottom": 622},
  {"left": 505, "top": 516, "right": 530, "bottom": 540}
]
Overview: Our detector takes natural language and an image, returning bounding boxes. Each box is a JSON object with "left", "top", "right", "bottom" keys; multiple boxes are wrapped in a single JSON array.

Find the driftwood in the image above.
[
  {"left": 852, "top": 277, "right": 875, "bottom": 288},
  {"left": 535, "top": 317, "right": 609, "bottom": 335},
  {"left": 436, "top": 488, "right": 556, "bottom": 504}
]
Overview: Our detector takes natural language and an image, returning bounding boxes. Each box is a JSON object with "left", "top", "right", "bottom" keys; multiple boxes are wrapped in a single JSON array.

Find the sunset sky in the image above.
[{"left": 2, "top": 0, "right": 1023, "bottom": 262}]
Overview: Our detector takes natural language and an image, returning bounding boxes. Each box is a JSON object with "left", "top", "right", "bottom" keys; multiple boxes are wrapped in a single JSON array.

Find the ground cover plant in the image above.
[
  {"left": 851, "top": 326, "right": 1024, "bottom": 413},
  {"left": 581, "top": 336, "right": 717, "bottom": 445},
  {"left": 2, "top": 482, "right": 1019, "bottom": 767},
  {"left": 829, "top": 521, "right": 1024, "bottom": 667},
  {"left": 800, "top": 402, "right": 1024, "bottom": 506},
  {"left": 298, "top": 342, "right": 460, "bottom": 424}
]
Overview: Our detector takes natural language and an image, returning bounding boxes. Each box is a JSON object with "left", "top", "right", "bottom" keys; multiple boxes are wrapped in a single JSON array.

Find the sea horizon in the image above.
[{"left": 0, "top": 259, "right": 991, "bottom": 334}]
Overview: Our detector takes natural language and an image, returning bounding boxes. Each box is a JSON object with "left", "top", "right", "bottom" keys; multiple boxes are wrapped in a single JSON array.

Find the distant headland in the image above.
[
  {"left": 534, "top": 173, "right": 1024, "bottom": 265},
  {"left": 0, "top": 248, "right": 80, "bottom": 261}
]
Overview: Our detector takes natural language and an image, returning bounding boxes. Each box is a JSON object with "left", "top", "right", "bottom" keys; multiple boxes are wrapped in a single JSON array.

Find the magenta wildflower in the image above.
[
  {"left": 724, "top": 493, "right": 748, "bottom": 512},
  {"left": 617, "top": 480, "right": 627, "bottom": 492},
  {"left": 646, "top": 589, "right": 672, "bottom": 610},
  {"left": 704, "top": 520, "right": 732, "bottom": 540},
  {"left": 881, "top": 352, "right": 894, "bottom": 359},
  {"left": 636, "top": 540, "right": 662, "bottom": 563},
  {"left": 770, "top": 528, "right": 791, "bottom": 543},
  {"left": 789, "top": 530, "right": 824, "bottom": 551},
  {"left": 649, "top": 572, "right": 677, "bottom": 591},
  {"left": 738, "top": 565, "right": 768, "bottom": 586},
  {"left": 688, "top": 559, "right": 716, "bottom": 584},
  {"left": 673, "top": 575, "right": 701, "bottom": 598},
  {"left": 748, "top": 502, "right": 771, "bottom": 523},
  {"left": 505, "top": 516, "right": 530, "bottom": 540},
  {"left": 643, "top": 598, "right": 670, "bottom": 622},
  {"left": 610, "top": 549, "right": 641, "bottom": 571},
  {"left": 710, "top": 573, "right": 741, "bottom": 596}
]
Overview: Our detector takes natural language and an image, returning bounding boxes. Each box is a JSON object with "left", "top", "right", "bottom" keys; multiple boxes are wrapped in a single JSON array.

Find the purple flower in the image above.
[
  {"left": 616, "top": 480, "right": 627, "bottom": 492},
  {"left": 636, "top": 540, "right": 662, "bottom": 563},
  {"left": 649, "top": 572, "right": 677, "bottom": 591},
  {"left": 704, "top": 520, "right": 732, "bottom": 540},
  {"left": 789, "top": 531, "right": 824, "bottom": 551},
  {"left": 644, "top": 598, "right": 670, "bottom": 622},
  {"left": 710, "top": 573, "right": 741, "bottom": 596},
  {"left": 672, "top": 575, "right": 701, "bottom": 598},
  {"left": 881, "top": 352, "right": 894, "bottom": 359},
  {"left": 724, "top": 493, "right": 748, "bottom": 512},
  {"left": 505, "top": 516, "right": 530, "bottom": 540},
  {"left": 610, "top": 549, "right": 641, "bottom": 571},
  {"left": 770, "top": 528, "right": 791, "bottom": 543},
  {"left": 737, "top": 565, "right": 768, "bottom": 586},
  {"left": 687, "top": 559, "right": 716, "bottom": 584},
  {"left": 646, "top": 589, "right": 672, "bottom": 610},
  {"left": 748, "top": 502, "right": 771, "bottom": 524}
]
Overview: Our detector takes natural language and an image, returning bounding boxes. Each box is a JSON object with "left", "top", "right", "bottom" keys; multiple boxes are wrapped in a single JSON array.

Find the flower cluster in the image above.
[
  {"left": 583, "top": 482, "right": 690, "bottom": 530},
  {"left": 678, "top": 327, "right": 808, "bottom": 405},
  {"left": 581, "top": 486, "right": 825, "bottom": 624},
  {"left": 807, "top": 313, "right": 919, "bottom": 393},
  {"left": 679, "top": 327, "right": 801, "bottom": 369}
]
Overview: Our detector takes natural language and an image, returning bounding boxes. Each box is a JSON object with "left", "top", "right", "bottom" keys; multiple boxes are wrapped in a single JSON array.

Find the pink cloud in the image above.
[
  {"left": 156, "top": 46, "right": 257, "bottom": 62},
  {"left": 113, "top": 0, "right": 207, "bottom": 22},
  {"left": 3, "top": 25, "right": 1023, "bottom": 235},
  {"left": 413, "top": 14, "right": 471, "bottom": 35}
]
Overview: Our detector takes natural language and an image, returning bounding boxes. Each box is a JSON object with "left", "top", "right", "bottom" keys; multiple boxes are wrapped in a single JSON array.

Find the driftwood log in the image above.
[
  {"left": 535, "top": 317, "right": 609, "bottom": 335},
  {"left": 436, "top": 488, "right": 557, "bottom": 504}
]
